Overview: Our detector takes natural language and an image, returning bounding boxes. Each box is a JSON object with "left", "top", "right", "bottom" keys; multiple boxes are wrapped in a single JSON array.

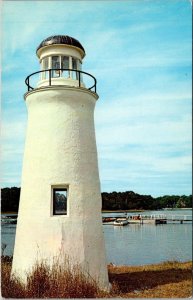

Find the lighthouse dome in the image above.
[{"left": 36, "top": 35, "right": 85, "bottom": 56}]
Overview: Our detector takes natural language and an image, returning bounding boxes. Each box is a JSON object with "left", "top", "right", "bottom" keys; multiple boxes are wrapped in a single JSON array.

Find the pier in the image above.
[{"left": 103, "top": 214, "right": 192, "bottom": 225}]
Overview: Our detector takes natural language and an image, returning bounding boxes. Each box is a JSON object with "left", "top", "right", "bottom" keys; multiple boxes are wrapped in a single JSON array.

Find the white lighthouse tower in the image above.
[{"left": 12, "top": 35, "right": 109, "bottom": 290}]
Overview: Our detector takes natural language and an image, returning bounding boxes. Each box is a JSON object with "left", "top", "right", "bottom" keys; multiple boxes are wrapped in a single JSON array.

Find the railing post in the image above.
[
  {"left": 49, "top": 69, "right": 51, "bottom": 86},
  {"left": 27, "top": 77, "right": 30, "bottom": 91},
  {"left": 78, "top": 70, "right": 81, "bottom": 88}
]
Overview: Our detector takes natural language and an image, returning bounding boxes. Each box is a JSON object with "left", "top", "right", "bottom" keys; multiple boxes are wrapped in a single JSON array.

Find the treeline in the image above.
[
  {"left": 102, "top": 191, "right": 192, "bottom": 210},
  {"left": 1, "top": 187, "right": 20, "bottom": 212},
  {"left": 1, "top": 187, "right": 192, "bottom": 212}
]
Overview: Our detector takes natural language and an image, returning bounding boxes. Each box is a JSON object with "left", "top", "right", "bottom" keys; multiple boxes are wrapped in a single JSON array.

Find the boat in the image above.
[
  {"left": 103, "top": 217, "right": 116, "bottom": 223},
  {"left": 102, "top": 217, "right": 117, "bottom": 225},
  {"left": 114, "top": 219, "right": 128, "bottom": 226}
]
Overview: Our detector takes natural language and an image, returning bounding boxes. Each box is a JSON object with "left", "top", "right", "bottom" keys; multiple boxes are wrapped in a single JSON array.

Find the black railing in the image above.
[{"left": 25, "top": 68, "right": 97, "bottom": 93}]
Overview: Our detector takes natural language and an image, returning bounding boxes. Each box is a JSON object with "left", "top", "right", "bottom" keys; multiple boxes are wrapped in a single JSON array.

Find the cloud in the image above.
[
  {"left": 95, "top": 91, "right": 191, "bottom": 154},
  {"left": 1, "top": 116, "right": 26, "bottom": 170},
  {"left": 1, "top": 119, "right": 26, "bottom": 141}
]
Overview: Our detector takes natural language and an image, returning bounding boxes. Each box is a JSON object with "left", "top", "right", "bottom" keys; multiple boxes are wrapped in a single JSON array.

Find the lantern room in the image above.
[{"left": 36, "top": 35, "right": 86, "bottom": 88}]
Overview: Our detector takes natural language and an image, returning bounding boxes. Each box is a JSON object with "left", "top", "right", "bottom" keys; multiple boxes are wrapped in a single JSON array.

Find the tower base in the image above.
[{"left": 12, "top": 86, "right": 109, "bottom": 291}]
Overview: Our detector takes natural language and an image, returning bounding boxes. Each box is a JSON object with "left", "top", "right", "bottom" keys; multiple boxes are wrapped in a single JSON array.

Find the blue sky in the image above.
[{"left": 1, "top": 0, "right": 192, "bottom": 196}]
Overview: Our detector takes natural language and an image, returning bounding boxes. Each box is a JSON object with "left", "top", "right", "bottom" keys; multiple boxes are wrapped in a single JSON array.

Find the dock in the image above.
[{"left": 103, "top": 214, "right": 192, "bottom": 225}]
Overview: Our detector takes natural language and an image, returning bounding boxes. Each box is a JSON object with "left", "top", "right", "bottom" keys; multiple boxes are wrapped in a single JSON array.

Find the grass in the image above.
[
  {"left": 1, "top": 256, "right": 107, "bottom": 298},
  {"left": 1, "top": 256, "right": 192, "bottom": 298},
  {"left": 108, "top": 260, "right": 192, "bottom": 298}
]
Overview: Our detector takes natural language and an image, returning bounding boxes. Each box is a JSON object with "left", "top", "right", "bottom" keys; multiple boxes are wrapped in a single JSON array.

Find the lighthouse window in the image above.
[
  {"left": 72, "top": 57, "right": 78, "bottom": 80},
  {"left": 53, "top": 188, "right": 67, "bottom": 215},
  {"left": 52, "top": 56, "right": 60, "bottom": 77},
  {"left": 61, "top": 56, "right": 70, "bottom": 78},
  {"left": 78, "top": 60, "right": 83, "bottom": 82}
]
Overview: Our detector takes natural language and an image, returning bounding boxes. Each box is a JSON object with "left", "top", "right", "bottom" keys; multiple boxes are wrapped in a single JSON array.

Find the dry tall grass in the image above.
[
  {"left": 1, "top": 256, "right": 108, "bottom": 298},
  {"left": 1, "top": 256, "right": 192, "bottom": 298}
]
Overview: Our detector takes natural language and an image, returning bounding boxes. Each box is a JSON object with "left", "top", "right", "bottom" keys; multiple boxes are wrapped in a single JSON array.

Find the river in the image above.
[{"left": 1, "top": 209, "right": 192, "bottom": 265}]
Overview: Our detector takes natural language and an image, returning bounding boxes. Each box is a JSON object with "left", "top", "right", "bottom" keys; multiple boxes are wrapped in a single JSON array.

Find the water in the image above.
[{"left": 1, "top": 210, "right": 192, "bottom": 265}]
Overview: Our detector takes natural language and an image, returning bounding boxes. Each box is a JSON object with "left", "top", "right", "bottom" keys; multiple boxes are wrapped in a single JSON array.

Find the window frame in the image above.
[
  {"left": 52, "top": 187, "right": 68, "bottom": 216},
  {"left": 72, "top": 57, "right": 78, "bottom": 80},
  {"left": 51, "top": 55, "right": 61, "bottom": 78},
  {"left": 61, "top": 56, "right": 70, "bottom": 78},
  {"left": 41, "top": 57, "right": 49, "bottom": 80}
]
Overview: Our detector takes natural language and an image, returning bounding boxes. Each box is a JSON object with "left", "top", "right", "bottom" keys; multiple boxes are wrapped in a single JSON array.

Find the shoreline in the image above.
[{"left": 103, "top": 208, "right": 192, "bottom": 213}]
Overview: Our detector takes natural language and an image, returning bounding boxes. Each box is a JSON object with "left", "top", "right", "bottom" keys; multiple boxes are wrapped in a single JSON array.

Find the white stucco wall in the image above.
[{"left": 12, "top": 86, "right": 109, "bottom": 290}]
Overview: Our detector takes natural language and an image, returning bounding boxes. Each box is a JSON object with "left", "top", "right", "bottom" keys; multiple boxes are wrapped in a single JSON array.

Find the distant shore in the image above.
[
  {"left": 102, "top": 209, "right": 144, "bottom": 213},
  {"left": 1, "top": 207, "right": 192, "bottom": 215},
  {"left": 1, "top": 212, "right": 19, "bottom": 215},
  {"left": 103, "top": 208, "right": 192, "bottom": 213}
]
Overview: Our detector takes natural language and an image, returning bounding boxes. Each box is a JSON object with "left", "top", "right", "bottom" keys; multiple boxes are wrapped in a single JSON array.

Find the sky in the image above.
[{"left": 1, "top": 0, "right": 192, "bottom": 197}]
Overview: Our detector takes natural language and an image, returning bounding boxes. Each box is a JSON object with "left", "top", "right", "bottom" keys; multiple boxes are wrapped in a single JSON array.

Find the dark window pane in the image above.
[
  {"left": 78, "top": 60, "right": 83, "bottom": 82},
  {"left": 52, "top": 56, "right": 60, "bottom": 77},
  {"left": 61, "top": 56, "right": 69, "bottom": 78},
  {"left": 62, "top": 56, "right": 69, "bottom": 69},
  {"left": 53, "top": 189, "right": 67, "bottom": 215},
  {"left": 72, "top": 57, "right": 77, "bottom": 69},
  {"left": 72, "top": 57, "right": 78, "bottom": 79}
]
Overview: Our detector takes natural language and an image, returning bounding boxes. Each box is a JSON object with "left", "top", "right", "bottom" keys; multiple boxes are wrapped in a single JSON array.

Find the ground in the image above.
[{"left": 108, "top": 261, "right": 192, "bottom": 298}]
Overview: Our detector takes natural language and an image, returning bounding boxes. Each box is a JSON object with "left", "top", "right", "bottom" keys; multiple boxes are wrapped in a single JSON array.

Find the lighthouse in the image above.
[{"left": 12, "top": 35, "right": 109, "bottom": 290}]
